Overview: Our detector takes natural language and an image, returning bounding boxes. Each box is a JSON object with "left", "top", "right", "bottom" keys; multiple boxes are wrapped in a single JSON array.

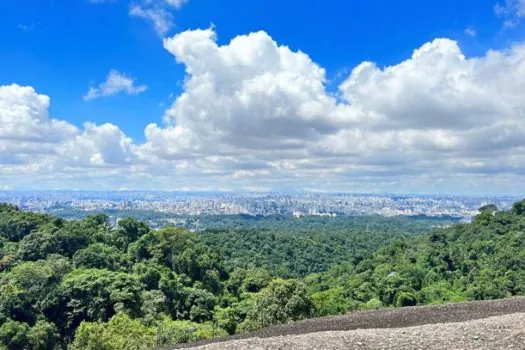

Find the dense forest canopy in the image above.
[
  {"left": 1, "top": 201, "right": 525, "bottom": 349},
  {"left": 198, "top": 215, "right": 456, "bottom": 277}
]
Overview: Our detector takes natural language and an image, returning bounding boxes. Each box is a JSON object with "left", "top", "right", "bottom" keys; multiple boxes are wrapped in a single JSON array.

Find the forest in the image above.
[
  {"left": 0, "top": 201, "right": 524, "bottom": 349},
  {"left": 198, "top": 214, "right": 456, "bottom": 277}
]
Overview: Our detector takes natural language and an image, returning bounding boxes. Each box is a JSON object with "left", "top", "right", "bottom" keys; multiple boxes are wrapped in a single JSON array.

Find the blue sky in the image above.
[
  {"left": 1, "top": 0, "right": 525, "bottom": 193},
  {"left": 1, "top": 0, "right": 515, "bottom": 140}
]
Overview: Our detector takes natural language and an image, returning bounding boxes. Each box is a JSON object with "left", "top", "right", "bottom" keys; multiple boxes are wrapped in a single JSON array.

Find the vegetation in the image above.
[
  {"left": 305, "top": 201, "right": 525, "bottom": 314},
  {"left": 198, "top": 215, "right": 456, "bottom": 277},
  {"left": 1, "top": 201, "right": 525, "bottom": 349}
]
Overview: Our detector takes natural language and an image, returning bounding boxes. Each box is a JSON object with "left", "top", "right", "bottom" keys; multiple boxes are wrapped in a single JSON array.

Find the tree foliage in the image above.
[{"left": 0, "top": 201, "right": 524, "bottom": 349}]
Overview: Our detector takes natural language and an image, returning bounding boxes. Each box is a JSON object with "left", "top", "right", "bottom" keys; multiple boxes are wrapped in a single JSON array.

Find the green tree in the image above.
[
  {"left": 3, "top": 259, "right": 70, "bottom": 319},
  {"left": 140, "top": 290, "right": 167, "bottom": 325},
  {"left": 113, "top": 218, "right": 149, "bottom": 250},
  {"left": 0, "top": 283, "right": 34, "bottom": 325},
  {"left": 0, "top": 210, "right": 56, "bottom": 242},
  {"left": 54, "top": 269, "right": 144, "bottom": 335},
  {"left": 27, "top": 320, "right": 60, "bottom": 350},
  {"left": 17, "top": 232, "right": 59, "bottom": 261},
  {"left": 311, "top": 287, "right": 355, "bottom": 316},
  {"left": 0, "top": 320, "right": 30, "bottom": 349},
  {"left": 129, "top": 227, "right": 225, "bottom": 293},
  {"left": 73, "top": 243, "right": 125, "bottom": 270},
  {"left": 156, "top": 318, "right": 227, "bottom": 346},
  {"left": 70, "top": 313, "right": 155, "bottom": 350},
  {"left": 173, "top": 287, "right": 216, "bottom": 322},
  {"left": 247, "top": 279, "right": 313, "bottom": 329},
  {"left": 512, "top": 200, "right": 525, "bottom": 216},
  {"left": 69, "top": 321, "right": 107, "bottom": 350},
  {"left": 53, "top": 225, "right": 90, "bottom": 258},
  {"left": 128, "top": 227, "right": 195, "bottom": 264},
  {"left": 214, "top": 306, "right": 241, "bottom": 334},
  {"left": 362, "top": 298, "right": 383, "bottom": 310}
]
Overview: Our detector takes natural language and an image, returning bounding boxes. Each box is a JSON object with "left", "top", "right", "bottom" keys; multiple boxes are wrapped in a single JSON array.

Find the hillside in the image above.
[
  {"left": 0, "top": 200, "right": 525, "bottom": 349},
  {"left": 304, "top": 201, "right": 525, "bottom": 315}
]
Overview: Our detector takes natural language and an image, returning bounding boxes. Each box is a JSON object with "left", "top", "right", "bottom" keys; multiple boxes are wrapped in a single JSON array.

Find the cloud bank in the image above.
[{"left": 2, "top": 29, "right": 525, "bottom": 193}]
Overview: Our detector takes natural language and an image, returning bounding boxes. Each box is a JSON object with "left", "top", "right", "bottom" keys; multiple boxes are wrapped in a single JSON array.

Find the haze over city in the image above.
[{"left": 0, "top": 190, "right": 519, "bottom": 221}]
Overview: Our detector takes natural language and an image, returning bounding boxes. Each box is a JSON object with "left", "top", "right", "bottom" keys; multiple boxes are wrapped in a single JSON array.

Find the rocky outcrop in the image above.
[{"left": 176, "top": 297, "right": 525, "bottom": 350}]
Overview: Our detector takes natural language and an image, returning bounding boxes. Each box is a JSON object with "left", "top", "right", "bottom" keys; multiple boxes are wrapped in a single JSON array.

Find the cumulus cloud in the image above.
[
  {"left": 0, "top": 84, "right": 136, "bottom": 186},
  {"left": 84, "top": 70, "right": 147, "bottom": 101},
  {"left": 338, "top": 39, "right": 523, "bottom": 130},
  {"left": 0, "top": 84, "right": 77, "bottom": 143},
  {"left": 60, "top": 123, "right": 137, "bottom": 167},
  {"left": 318, "top": 39, "right": 525, "bottom": 178},
  {"left": 148, "top": 28, "right": 342, "bottom": 159},
  {"left": 3, "top": 29, "right": 525, "bottom": 192},
  {"left": 141, "top": 29, "right": 525, "bottom": 191}
]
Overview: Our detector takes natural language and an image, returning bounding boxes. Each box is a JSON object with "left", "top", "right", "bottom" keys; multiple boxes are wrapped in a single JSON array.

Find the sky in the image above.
[{"left": 1, "top": 0, "right": 525, "bottom": 194}]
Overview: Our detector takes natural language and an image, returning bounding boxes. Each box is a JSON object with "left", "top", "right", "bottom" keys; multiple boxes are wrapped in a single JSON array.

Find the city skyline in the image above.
[{"left": 1, "top": 190, "right": 518, "bottom": 220}]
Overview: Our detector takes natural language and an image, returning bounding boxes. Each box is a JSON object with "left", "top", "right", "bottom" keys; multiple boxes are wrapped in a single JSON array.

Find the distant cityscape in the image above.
[{"left": 0, "top": 191, "right": 520, "bottom": 220}]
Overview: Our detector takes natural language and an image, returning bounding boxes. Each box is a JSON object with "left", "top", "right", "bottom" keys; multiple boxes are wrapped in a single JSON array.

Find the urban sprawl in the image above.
[{"left": 0, "top": 191, "right": 518, "bottom": 220}]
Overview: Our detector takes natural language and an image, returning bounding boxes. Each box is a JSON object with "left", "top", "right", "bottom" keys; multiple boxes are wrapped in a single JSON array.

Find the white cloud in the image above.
[
  {"left": 465, "top": 27, "right": 477, "bottom": 37},
  {"left": 60, "top": 123, "right": 137, "bottom": 167},
  {"left": 142, "top": 30, "right": 525, "bottom": 192},
  {"left": 0, "top": 84, "right": 77, "bottom": 143},
  {"left": 0, "top": 84, "right": 137, "bottom": 185},
  {"left": 165, "top": 0, "right": 187, "bottom": 9},
  {"left": 130, "top": 0, "right": 189, "bottom": 36},
  {"left": 84, "top": 70, "right": 147, "bottom": 101},
  {"left": 339, "top": 39, "right": 525, "bottom": 131},
  {"left": 4, "top": 29, "right": 525, "bottom": 193},
  {"left": 495, "top": 0, "right": 525, "bottom": 27},
  {"left": 130, "top": 4, "right": 173, "bottom": 36},
  {"left": 150, "top": 28, "right": 342, "bottom": 158}
]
